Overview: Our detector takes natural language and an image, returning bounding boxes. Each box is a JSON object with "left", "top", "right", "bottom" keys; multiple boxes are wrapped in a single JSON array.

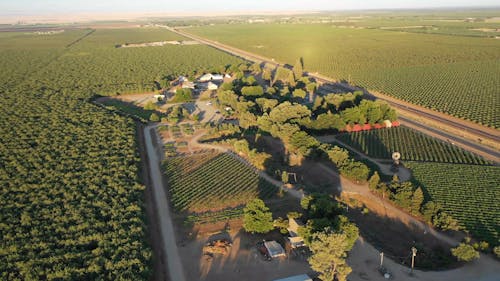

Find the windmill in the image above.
[{"left": 391, "top": 152, "right": 401, "bottom": 172}]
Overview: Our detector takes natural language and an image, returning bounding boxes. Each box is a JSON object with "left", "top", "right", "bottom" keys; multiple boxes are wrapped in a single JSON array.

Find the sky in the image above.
[{"left": 1, "top": 0, "right": 498, "bottom": 16}]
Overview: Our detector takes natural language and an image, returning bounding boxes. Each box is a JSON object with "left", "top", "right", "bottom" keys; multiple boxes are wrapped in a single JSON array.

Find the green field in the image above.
[
  {"left": 163, "top": 151, "right": 278, "bottom": 215},
  {"left": 336, "top": 126, "right": 489, "bottom": 164},
  {"left": 188, "top": 24, "right": 500, "bottom": 128},
  {"left": 0, "top": 27, "right": 243, "bottom": 279},
  {"left": 409, "top": 162, "right": 500, "bottom": 245}
]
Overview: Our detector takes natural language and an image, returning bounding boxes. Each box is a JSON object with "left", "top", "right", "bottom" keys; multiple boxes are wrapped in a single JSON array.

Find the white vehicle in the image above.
[{"left": 206, "top": 102, "right": 212, "bottom": 105}]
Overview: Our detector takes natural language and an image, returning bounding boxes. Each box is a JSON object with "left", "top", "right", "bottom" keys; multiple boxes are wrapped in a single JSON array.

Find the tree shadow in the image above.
[
  {"left": 250, "top": 134, "right": 341, "bottom": 196},
  {"left": 344, "top": 202, "right": 456, "bottom": 270}
]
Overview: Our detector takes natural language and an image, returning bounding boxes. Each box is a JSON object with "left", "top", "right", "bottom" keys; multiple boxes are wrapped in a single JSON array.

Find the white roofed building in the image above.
[
  {"left": 199, "top": 73, "right": 224, "bottom": 82},
  {"left": 286, "top": 218, "right": 305, "bottom": 248},
  {"left": 264, "top": 241, "right": 286, "bottom": 258}
]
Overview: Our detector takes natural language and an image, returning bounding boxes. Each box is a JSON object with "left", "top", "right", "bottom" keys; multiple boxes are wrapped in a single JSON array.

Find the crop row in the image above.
[
  {"left": 408, "top": 162, "right": 500, "bottom": 245},
  {"left": 336, "top": 126, "right": 489, "bottom": 165},
  {"left": 185, "top": 208, "right": 244, "bottom": 224},
  {"left": 163, "top": 152, "right": 278, "bottom": 213}
]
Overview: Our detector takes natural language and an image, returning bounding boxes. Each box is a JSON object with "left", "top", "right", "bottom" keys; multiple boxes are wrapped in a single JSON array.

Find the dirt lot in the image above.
[{"left": 177, "top": 222, "right": 313, "bottom": 281}]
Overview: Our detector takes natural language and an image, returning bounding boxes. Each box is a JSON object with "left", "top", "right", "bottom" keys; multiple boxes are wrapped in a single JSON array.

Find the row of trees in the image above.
[{"left": 368, "top": 173, "right": 460, "bottom": 231}]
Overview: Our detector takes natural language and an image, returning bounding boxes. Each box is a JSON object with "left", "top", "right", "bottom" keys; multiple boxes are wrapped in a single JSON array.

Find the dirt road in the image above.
[{"left": 144, "top": 124, "right": 186, "bottom": 281}]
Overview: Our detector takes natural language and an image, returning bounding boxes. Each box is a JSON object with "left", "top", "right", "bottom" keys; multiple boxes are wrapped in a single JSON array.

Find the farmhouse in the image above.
[{"left": 199, "top": 73, "right": 224, "bottom": 82}]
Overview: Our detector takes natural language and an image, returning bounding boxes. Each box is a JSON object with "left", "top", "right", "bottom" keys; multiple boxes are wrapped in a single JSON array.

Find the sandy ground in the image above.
[{"left": 179, "top": 229, "right": 313, "bottom": 281}]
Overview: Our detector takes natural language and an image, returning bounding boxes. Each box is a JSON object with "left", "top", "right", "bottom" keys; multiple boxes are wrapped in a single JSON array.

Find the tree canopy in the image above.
[
  {"left": 243, "top": 199, "right": 274, "bottom": 234},
  {"left": 308, "top": 231, "right": 352, "bottom": 281}
]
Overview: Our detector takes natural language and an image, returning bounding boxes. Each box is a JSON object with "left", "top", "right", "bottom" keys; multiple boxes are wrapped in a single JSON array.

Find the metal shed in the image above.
[{"left": 264, "top": 241, "right": 286, "bottom": 258}]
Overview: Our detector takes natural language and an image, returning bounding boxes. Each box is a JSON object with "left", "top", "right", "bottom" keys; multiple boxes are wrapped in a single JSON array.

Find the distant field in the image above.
[
  {"left": 409, "top": 162, "right": 500, "bottom": 245},
  {"left": 336, "top": 126, "right": 489, "bottom": 165},
  {"left": 163, "top": 151, "right": 278, "bottom": 215},
  {"left": 0, "top": 27, "right": 243, "bottom": 95},
  {"left": 189, "top": 24, "right": 500, "bottom": 128}
]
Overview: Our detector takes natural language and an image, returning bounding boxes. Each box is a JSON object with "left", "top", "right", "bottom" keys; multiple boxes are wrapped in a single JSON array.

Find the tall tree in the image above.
[
  {"left": 308, "top": 231, "right": 352, "bottom": 281},
  {"left": 293, "top": 57, "right": 304, "bottom": 79},
  {"left": 243, "top": 199, "right": 274, "bottom": 234},
  {"left": 411, "top": 187, "right": 424, "bottom": 215},
  {"left": 368, "top": 171, "right": 380, "bottom": 191}
]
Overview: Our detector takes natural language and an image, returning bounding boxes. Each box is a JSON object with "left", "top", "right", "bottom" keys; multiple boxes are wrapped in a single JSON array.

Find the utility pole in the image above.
[{"left": 410, "top": 247, "right": 417, "bottom": 274}]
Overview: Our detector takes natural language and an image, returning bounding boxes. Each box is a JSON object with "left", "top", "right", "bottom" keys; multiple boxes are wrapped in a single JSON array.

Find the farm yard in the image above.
[{"left": 188, "top": 23, "right": 500, "bottom": 128}]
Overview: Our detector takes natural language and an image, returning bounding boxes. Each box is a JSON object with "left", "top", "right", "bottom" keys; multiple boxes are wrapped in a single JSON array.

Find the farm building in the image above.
[
  {"left": 199, "top": 73, "right": 224, "bottom": 82},
  {"left": 273, "top": 274, "right": 312, "bottom": 281},
  {"left": 286, "top": 218, "right": 305, "bottom": 248},
  {"left": 207, "top": 82, "right": 218, "bottom": 90},
  {"left": 264, "top": 241, "right": 286, "bottom": 258}
]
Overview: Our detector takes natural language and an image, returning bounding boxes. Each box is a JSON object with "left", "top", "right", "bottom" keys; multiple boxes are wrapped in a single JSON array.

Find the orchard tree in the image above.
[{"left": 243, "top": 199, "right": 274, "bottom": 234}]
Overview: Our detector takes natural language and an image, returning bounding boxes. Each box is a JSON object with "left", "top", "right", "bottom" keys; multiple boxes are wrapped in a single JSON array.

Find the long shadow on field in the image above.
[
  {"left": 250, "top": 134, "right": 342, "bottom": 196},
  {"left": 344, "top": 201, "right": 456, "bottom": 270}
]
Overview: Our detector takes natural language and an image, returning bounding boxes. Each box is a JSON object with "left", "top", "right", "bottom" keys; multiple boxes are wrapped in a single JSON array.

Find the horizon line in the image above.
[{"left": 1, "top": 6, "right": 499, "bottom": 25}]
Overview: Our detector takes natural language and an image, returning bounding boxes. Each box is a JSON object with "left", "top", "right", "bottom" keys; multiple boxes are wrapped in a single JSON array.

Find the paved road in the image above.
[
  {"left": 144, "top": 124, "right": 186, "bottom": 281},
  {"left": 165, "top": 25, "right": 499, "bottom": 163},
  {"left": 400, "top": 116, "right": 500, "bottom": 163}
]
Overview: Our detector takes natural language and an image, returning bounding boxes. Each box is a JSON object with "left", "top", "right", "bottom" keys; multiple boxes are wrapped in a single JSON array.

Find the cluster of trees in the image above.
[
  {"left": 242, "top": 194, "right": 358, "bottom": 281},
  {"left": 172, "top": 88, "right": 194, "bottom": 103},
  {"left": 298, "top": 194, "right": 359, "bottom": 281},
  {"left": 233, "top": 139, "right": 271, "bottom": 170},
  {"left": 214, "top": 60, "right": 396, "bottom": 172},
  {"left": 324, "top": 145, "right": 370, "bottom": 182}
]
